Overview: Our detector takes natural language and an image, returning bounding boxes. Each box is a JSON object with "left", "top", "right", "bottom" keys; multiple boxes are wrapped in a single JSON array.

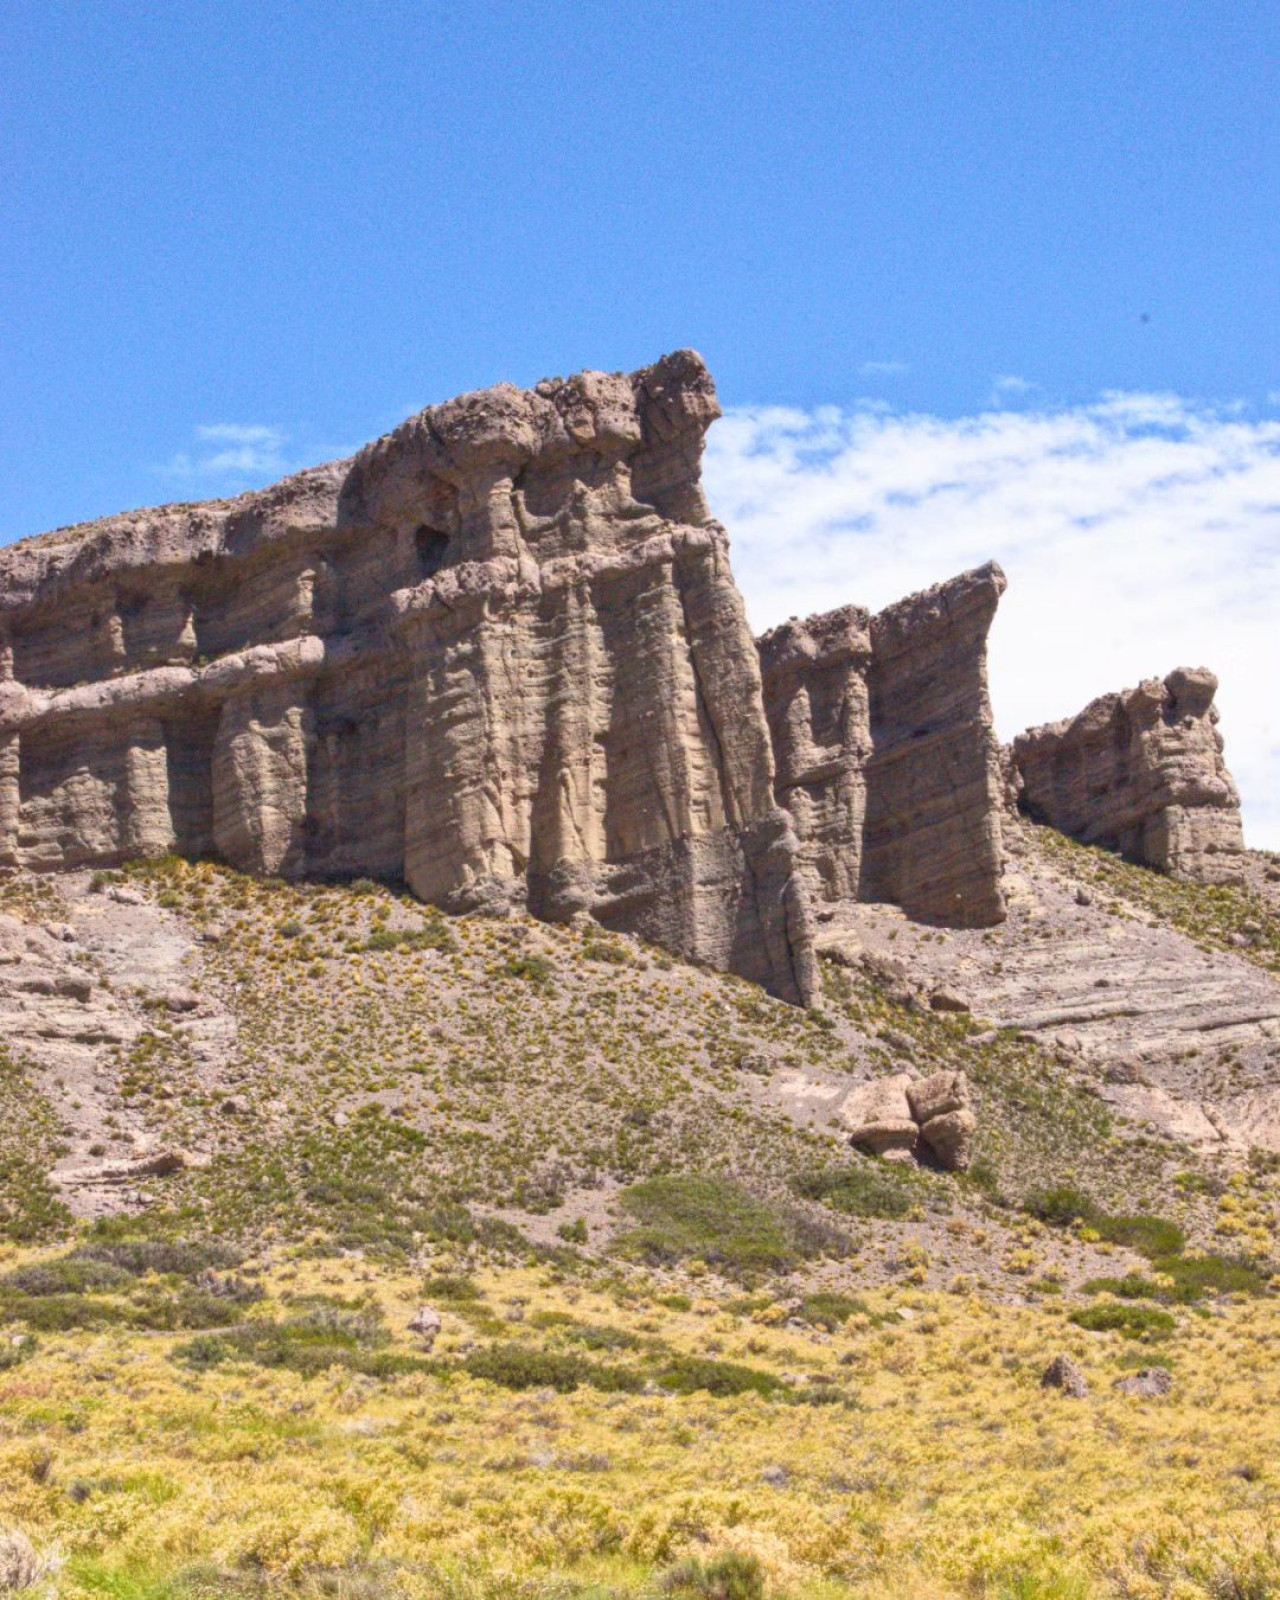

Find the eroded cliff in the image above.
[
  {"left": 0, "top": 354, "right": 815, "bottom": 1002},
  {"left": 1011, "top": 667, "right": 1246, "bottom": 885},
  {"left": 757, "top": 562, "right": 1008, "bottom": 926}
]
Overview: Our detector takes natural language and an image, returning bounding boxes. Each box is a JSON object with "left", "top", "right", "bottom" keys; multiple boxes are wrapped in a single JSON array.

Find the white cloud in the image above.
[
  {"left": 705, "top": 393, "right": 1280, "bottom": 850},
  {"left": 992, "top": 374, "right": 1035, "bottom": 394},
  {"left": 858, "top": 360, "right": 909, "bottom": 377},
  {"left": 160, "top": 424, "right": 289, "bottom": 482}
]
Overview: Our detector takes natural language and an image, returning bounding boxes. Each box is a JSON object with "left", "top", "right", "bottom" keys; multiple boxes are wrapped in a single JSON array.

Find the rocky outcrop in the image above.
[
  {"left": 758, "top": 563, "right": 1007, "bottom": 926},
  {"left": 0, "top": 353, "right": 816, "bottom": 1004},
  {"left": 841, "top": 1067, "right": 976, "bottom": 1170},
  {"left": 1012, "top": 668, "right": 1245, "bottom": 885}
]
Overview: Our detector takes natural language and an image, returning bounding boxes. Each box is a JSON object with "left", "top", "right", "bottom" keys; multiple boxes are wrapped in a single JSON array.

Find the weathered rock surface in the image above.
[
  {"left": 0, "top": 354, "right": 815, "bottom": 1003},
  {"left": 839, "top": 1072, "right": 919, "bottom": 1160},
  {"left": 1041, "top": 1354, "right": 1090, "bottom": 1398},
  {"left": 1115, "top": 1367, "right": 1172, "bottom": 1398},
  {"left": 830, "top": 830, "right": 1280, "bottom": 1150},
  {"left": 758, "top": 563, "right": 1007, "bottom": 927},
  {"left": 841, "top": 1066, "right": 976, "bottom": 1170},
  {"left": 1012, "top": 669, "right": 1245, "bottom": 885}
]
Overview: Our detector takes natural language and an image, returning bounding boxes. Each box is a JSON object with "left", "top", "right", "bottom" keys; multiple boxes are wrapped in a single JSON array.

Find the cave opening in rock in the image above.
[{"left": 415, "top": 526, "right": 450, "bottom": 578}]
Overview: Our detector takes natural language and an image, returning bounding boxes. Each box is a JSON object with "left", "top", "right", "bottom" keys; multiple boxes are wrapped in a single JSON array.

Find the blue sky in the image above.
[{"left": 2, "top": 1, "right": 1277, "bottom": 841}]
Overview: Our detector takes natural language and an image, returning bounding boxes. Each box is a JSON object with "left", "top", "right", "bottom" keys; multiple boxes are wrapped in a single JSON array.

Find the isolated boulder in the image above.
[
  {"left": 906, "top": 1070, "right": 970, "bottom": 1125},
  {"left": 1041, "top": 1354, "right": 1090, "bottom": 1398},
  {"left": 907, "top": 1070, "right": 976, "bottom": 1171},
  {"left": 408, "top": 1306, "right": 443, "bottom": 1350},
  {"left": 919, "top": 1108, "right": 977, "bottom": 1172},
  {"left": 1115, "top": 1367, "right": 1172, "bottom": 1398}
]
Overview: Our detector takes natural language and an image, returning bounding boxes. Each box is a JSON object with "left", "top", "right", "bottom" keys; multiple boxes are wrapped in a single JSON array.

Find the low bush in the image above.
[
  {"left": 1024, "top": 1190, "right": 1186, "bottom": 1261},
  {"left": 663, "top": 1550, "right": 765, "bottom": 1600},
  {"left": 1024, "top": 1186, "right": 1098, "bottom": 1227},
  {"left": 1084, "top": 1253, "right": 1269, "bottom": 1304},
  {"left": 1149, "top": 1252, "right": 1270, "bottom": 1301},
  {"left": 656, "top": 1355, "right": 782, "bottom": 1399},
  {"left": 792, "top": 1160, "right": 920, "bottom": 1221},
  {"left": 615, "top": 1173, "right": 849, "bottom": 1278},
  {"left": 1095, "top": 1214, "right": 1186, "bottom": 1258},
  {"left": 463, "top": 1342, "right": 643, "bottom": 1394},
  {"left": 1069, "top": 1303, "right": 1176, "bottom": 1339},
  {"left": 801, "top": 1291, "right": 871, "bottom": 1330}
]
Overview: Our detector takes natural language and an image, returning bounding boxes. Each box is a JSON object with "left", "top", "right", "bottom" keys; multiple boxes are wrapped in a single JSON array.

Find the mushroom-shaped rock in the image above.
[
  {"left": 1041, "top": 1354, "right": 1089, "bottom": 1398},
  {"left": 840, "top": 1073, "right": 918, "bottom": 1161},
  {"left": 408, "top": 1305, "right": 443, "bottom": 1350}
]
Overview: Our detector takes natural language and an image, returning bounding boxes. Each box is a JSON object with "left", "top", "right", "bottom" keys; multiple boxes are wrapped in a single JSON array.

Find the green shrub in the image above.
[
  {"left": 0, "top": 1292, "right": 133, "bottom": 1332},
  {"left": 1149, "top": 1252, "right": 1269, "bottom": 1300},
  {"left": 656, "top": 1355, "right": 782, "bottom": 1399},
  {"left": 1024, "top": 1186, "right": 1099, "bottom": 1227},
  {"left": 1025, "top": 1191, "right": 1186, "bottom": 1261},
  {"left": 562, "top": 1322, "right": 643, "bottom": 1353},
  {"left": 79, "top": 1237, "right": 244, "bottom": 1278},
  {"left": 663, "top": 1550, "right": 765, "bottom": 1600},
  {"left": 2, "top": 1257, "right": 130, "bottom": 1296},
  {"left": 792, "top": 1160, "right": 919, "bottom": 1220},
  {"left": 1069, "top": 1303, "right": 1176, "bottom": 1339},
  {"left": 421, "top": 1274, "right": 480, "bottom": 1302},
  {"left": 0, "top": 1335, "right": 36, "bottom": 1372},
  {"left": 172, "top": 1335, "right": 231, "bottom": 1371},
  {"left": 1095, "top": 1214, "right": 1186, "bottom": 1258},
  {"left": 801, "top": 1291, "right": 870, "bottom": 1330},
  {"left": 615, "top": 1173, "right": 848, "bottom": 1278},
  {"left": 501, "top": 953, "right": 554, "bottom": 985},
  {"left": 463, "top": 1342, "right": 642, "bottom": 1394},
  {"left": 1080, "top": 1274, "right": 1163, "bottom": 1301}
]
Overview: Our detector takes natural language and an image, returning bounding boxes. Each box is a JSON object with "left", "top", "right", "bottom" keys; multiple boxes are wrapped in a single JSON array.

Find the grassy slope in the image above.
[{"left": 0, "top": 854, "right": 1278, "bottom": 1598}]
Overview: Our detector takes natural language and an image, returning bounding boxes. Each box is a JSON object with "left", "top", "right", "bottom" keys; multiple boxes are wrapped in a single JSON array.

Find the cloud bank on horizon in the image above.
[{"left": 705, "top": 392, "right": 1280, "bottom": 852}]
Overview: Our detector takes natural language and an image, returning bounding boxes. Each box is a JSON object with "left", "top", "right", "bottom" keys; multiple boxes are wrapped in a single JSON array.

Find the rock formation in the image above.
[
  {"left": 840, "top": 1067, "right": 976, "bottom": 1170},
  {"left": 0, "top": 353, "right": 814, "bottom": 1004},
  {"left": 757, "top": 563, "right": 1008, "bottom": 926},
  {"left": 1012, "top": 668, "right": 1245, "bottom": 885},
  {"left": 3, "top": 348, "right": 1248, "bottom": 1008}
]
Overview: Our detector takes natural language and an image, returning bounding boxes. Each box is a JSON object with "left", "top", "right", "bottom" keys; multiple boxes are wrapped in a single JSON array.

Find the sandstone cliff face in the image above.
[
  {"left": 1012, "top": 668, "right": 1245, "bottom": 885},
  {"left": 758, "top": 563, "right": 1008, "bottom": 927},
  {"left": 0, "top": 353, "right": 815, "bottom": 1004}
]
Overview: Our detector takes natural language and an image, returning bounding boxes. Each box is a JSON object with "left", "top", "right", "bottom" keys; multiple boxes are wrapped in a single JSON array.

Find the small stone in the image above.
[
  {"left": 1115, "top": 1367, "right": 1172, "bottom": 1398},
  {"left": 1041, "top": 1354, "right": 1089, "bottom": 1398},
  {"left": 408, "top": 1306, "right": 443, "bottom": 1350},
  {"left": 929, "top": 988, "right": 970, "bottom": 1013},
  {"left": 1074, "top": 887, "right": 1093, "bottom": 907},
  {"left": 760, "top": 1464, "right": 790, "bottom": 1487},
  {"left": 220, "top": 1095, "right": 251, "bottom": 1117}
]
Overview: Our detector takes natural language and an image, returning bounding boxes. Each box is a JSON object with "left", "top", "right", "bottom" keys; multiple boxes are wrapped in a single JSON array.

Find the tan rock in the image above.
[
  {"left": 758, "top": 563, "right": 1008, "bottom": 927},
  {"left": 918, "top": 1107, "right": 977, "bottom": 1172},
  {"left": 1041, "top": 1354, "right": 1089, "bottom": 1398},
  {"left": 1013, "top": 668, "right": 1246, "bottom": 885},
  {"left": 408, "top": 1305, "right": 443, "bottom": 1350},
  {"left": 906, "top": 1069, "right": 970, "bottom": 1125},
  {"left": 840, "top": 1073, "right": 919, "bottom": 1158},
  {"left": 0, "top": 353, "right": 815, "bottom": 1004}
]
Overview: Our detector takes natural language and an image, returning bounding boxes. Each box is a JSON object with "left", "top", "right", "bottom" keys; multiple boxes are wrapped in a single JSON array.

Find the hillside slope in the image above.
[{"left": 0, "top": 844, "right": 1279, "bottom": 1598}]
